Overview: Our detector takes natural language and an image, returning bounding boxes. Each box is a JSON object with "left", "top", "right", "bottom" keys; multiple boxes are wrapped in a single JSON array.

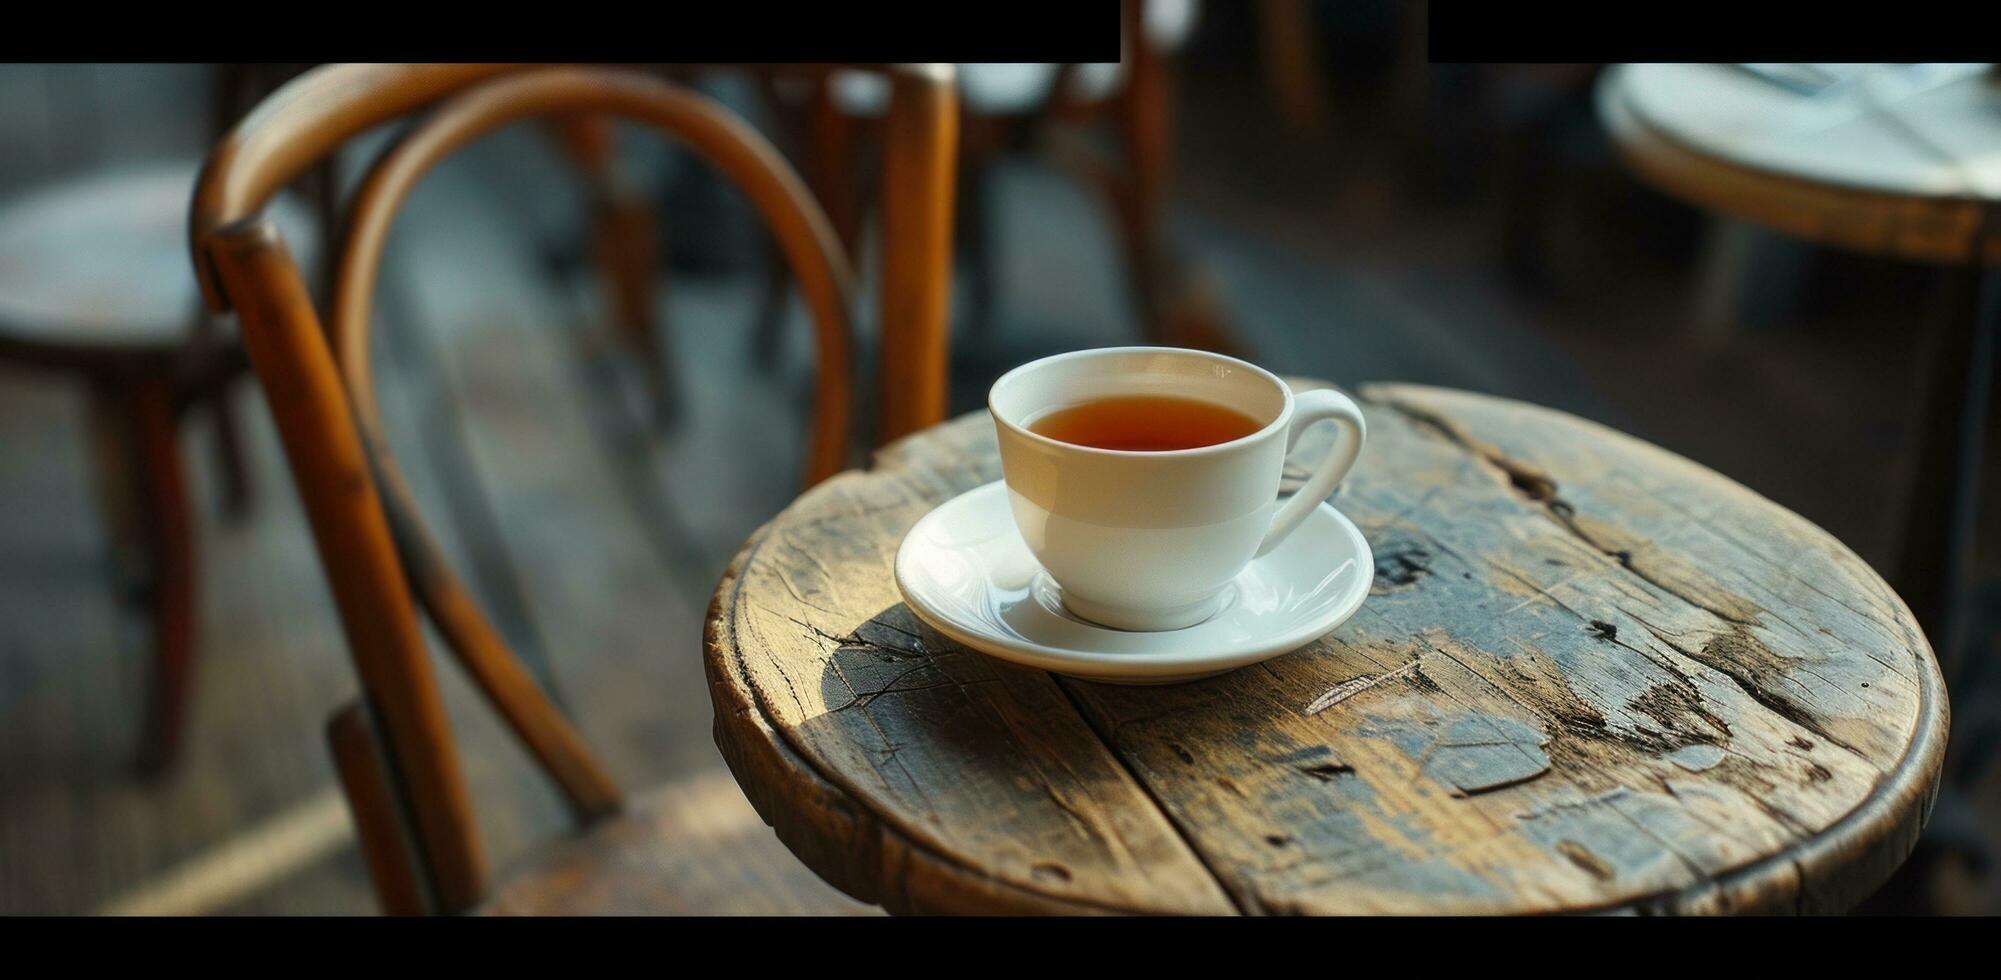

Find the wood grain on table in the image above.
[{"left": 706, "top": 379, "right": 1947, "bottom": 914}]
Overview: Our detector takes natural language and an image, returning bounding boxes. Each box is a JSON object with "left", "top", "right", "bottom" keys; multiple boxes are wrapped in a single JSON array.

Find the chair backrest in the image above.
[{"left": 190, "top": 64, "right": 956, "bottom": 913}]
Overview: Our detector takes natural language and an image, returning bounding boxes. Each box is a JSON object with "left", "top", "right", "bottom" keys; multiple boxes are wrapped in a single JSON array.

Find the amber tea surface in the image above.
[{"left": 1028, "top": 395, "right": 1263, "bottom": 452}]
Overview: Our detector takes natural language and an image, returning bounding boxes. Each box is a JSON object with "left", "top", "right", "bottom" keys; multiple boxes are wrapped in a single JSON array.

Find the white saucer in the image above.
[{"left": 893, "top": 481, "right": 1374, "bottom": 684}]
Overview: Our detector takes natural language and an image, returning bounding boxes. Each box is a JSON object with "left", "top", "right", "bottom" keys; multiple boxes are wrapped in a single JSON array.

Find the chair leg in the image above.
[
  {"left": 590, "top": 187, "right": 678, "bottom": 426},
  {"left": 131, "top": 376, "right": 196, "bottom": 773},
  {"left": 876, "top": 67, "right": 957, "bottom": 445},
  {"left": 83, "top": 386, "right": 146, "bottom": 604},
  {"left": 806, "top": 79, "right": 865, "bottom": 257},
  {"left": 551, "top": 114, "right": 678, "bottom": 427},
  {"left": 1119, "top": 0, "right": 1174, "bottom": 345},
  {"left": 328, "top": 699, "right": 433, "bottom": 915},
  {"left": 1257, "top": 0, "right": 1332, "bottom": 136}
]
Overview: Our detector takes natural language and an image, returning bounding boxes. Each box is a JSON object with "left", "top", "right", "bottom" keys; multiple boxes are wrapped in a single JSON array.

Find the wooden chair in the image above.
[
  {"left": 189, "top": 64, "right": 955, "bottom": 914},
  {"left": 0, "top": 64, "right": 329, "bottom": 771},
  {"left": 0, "top": 65, "right": 656, "bottom": 774},
  {"left": 754, "top": 0, "right": 1230, "bottom": 357}
]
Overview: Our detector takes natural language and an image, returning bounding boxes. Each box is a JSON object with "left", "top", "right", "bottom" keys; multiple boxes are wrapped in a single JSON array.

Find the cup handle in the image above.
[{"left": 1257, "top": 388, "right": 1366, "bottom": 557}]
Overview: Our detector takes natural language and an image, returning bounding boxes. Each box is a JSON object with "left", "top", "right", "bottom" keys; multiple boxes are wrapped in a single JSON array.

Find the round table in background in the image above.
[
  {"left": 1596, "top": 63, "right": 2001, "bottom": 684},
  {"left": 705, "top": 380, "right": 1947, "bottom": 914}
]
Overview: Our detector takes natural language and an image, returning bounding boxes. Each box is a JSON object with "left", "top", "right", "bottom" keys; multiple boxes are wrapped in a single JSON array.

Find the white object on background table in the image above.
[{"left": 1617, "top": 63, "right": 2001, "bottom": 200}]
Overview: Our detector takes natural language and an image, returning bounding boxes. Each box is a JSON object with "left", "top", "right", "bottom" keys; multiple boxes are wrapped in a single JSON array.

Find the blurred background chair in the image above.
[
  {"left": 192, "top": 64, "right": 951, "bottom": 913},
  {"left": 0, "top": 65, "right": 669, "bottom": 775},
  {"left": 0, "top": 65, "right": 326, "bottom": 770},
  {"left": 748, "top": 0, "right": 1230, "bottom": 370}
]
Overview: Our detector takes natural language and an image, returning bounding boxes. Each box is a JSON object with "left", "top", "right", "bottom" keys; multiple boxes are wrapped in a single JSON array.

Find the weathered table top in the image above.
[
  {"left": 705, "top": 380, "right": 1948, "bottom": 914},
  {"left": 1598, "top": 63, "right": 2001, "bottom": 266}
]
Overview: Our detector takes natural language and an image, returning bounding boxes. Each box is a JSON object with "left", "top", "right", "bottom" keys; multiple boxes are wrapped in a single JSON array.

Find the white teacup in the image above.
[{"left": 990, "top": 347, "right": 1366, "bottom": 631}]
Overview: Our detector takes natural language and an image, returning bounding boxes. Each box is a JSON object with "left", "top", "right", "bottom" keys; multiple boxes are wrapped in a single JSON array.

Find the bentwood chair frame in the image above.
[{"left": 189, "top": 63, "right": 955, "bottom": 913}]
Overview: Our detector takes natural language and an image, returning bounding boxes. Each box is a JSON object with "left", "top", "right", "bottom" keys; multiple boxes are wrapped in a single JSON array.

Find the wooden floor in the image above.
[{"left": 2, "top": 65, "right": 1997, "bottom": 914}]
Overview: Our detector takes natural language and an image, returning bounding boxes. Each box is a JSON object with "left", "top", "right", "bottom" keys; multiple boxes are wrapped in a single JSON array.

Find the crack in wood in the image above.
[
  {"left": 1378, "top": 396, "right": 1768, "bottom": 629},
  {"left": 1048, "top": 676, "right": 1254, "bottom": 916},
  {"left": 1625, "top": 681, "right": 1731, "bottom": 749},
  {"left": 1631, "top": 618, "right": 1865, "bottom": 761},
  {"left": 1386, "top": 398, "right": 1560, "bottom": 503},
  {"left": 1299, "top": 763, "right": 1356, "bottom": 781},
  {"left": 785, "top": 615, "right": 928, "bottom": 661},
  {"left": 1643, "top": 485, "right": 1910, "bottom": 655},
  {"left": 1373, "top": 393, "right": 1894, "bottom": 780},
  {"left": 1556, "top": 839, "right": 1615, "bottom": 881}
]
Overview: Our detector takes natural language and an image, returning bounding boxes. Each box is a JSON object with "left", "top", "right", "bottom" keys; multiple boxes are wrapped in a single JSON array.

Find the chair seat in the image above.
[
  {"left": 0, "top": 162, "right": 316, "bottom": 356},
  {"left": 481, "top": 771, "right": 878, "bottom": 915}
]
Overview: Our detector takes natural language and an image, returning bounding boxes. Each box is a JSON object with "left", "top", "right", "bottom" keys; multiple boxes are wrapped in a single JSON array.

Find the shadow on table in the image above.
[{"left": 811, "top": 603, "right": 1029, "bottom": 746}]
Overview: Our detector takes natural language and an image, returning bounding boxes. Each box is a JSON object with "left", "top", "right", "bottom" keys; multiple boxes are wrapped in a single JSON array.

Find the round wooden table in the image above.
[
  {"left": 1597, "top": 63, "right": 2001, "bottom": 684},
  {"left": 706, "top": 381, "right": 1948, "bottom": 914}
]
